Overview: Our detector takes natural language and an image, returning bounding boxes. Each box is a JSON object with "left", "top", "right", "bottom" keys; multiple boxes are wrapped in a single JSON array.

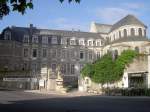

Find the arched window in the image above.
[
  {"left": 114, "top": 50, "right": 118, "bottom": 59},
  {"left": 131, "top": 28, "right": 135, "bottom": 36},
  {"left": 112, "top": 50, "right": 118, "bottom": 60},
  {"left": 113, "top": 34, "right": 115, "bottom": 40},
  {"left": 119, "top": 31, "right": 121, "bottom": 38},
  {"left": 139, "top": 28, "right": 142, "bottom": 36},
  {"left": 135, "top": 47, "right": 139, "bottom": 53},
  {"left": 144, "top": 29, "right": 146, "bottom": 37},
  {"left": 123, "top": 29, "right": 127, "bottom": 37}
]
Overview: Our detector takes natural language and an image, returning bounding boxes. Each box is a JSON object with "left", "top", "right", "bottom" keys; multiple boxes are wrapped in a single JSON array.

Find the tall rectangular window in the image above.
[
  {"left": 88, "top": 51, "right": 93, "bottom": 60},
  {"left": 61, "top": 64, "right": 66, "bottom": 74},
  {"left": 23, "top": 48, "right": 28, "bottom": 57},
  {"left": 80, "top": 51, "right": 84, "bottom": 59},
  {"left": 32, "top": 49, "right": 37, "bottom": 58},
  {"left": 42, "top": 49, "right": 47, "bottom": 58},
  {"left": 88, "top": 40, "right": 92, "bottom": 46},
  {"left": 62, "top": 49, "right": 66, "bottom": 59},
  {"left": 67, "top": 63, "right": 70, "bottom": 74},
  {"left": 80, "top": 64, "right": 84, "bottom": 72},
  {"left": 32, "top": 63, "right": 37, "bottom": 72},
  {"left": 71, "top": 64, "right": 75, "bottom": 74},
  {"left": 70, "top": 50, "right": 76, "bottom": 59},
  {"left": 51, "top": 49, "right": 57, "bottom": 58},
  {"left": 51, "top": 64, "right": 56, "bottom": 72},
  {"left": 97, "top": 51, "right": 100, "bottom": 59},
  {"left": 23, "top": 35, "right": 29, "bottom": 43}
]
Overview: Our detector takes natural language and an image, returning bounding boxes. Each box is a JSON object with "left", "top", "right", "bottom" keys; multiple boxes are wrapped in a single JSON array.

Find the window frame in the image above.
[
  {"left": 23, "top": 48, "right": 29, "bottom": 57},
  {"left": 42, "top": 36, "right": 48, "bottom": 44},
  {"left": 32, "top": 48, "right": 38, "bottom": 58},
  {"left": 32, "top": 35, "right": 38, "bottom": 43},
  {"left": 23, "top": 35, "right": 29, "bottom": 43},
  {"left": 80, "top": 51, "right": 84, "bottom": 60},
  {"left": 4, "top": 31, "right": 11, "bottom": 40}
]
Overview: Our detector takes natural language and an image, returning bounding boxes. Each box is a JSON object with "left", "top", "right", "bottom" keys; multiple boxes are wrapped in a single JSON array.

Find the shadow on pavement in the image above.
[{"left": 0, "top": 95, "right": 150, "bottom": 112}]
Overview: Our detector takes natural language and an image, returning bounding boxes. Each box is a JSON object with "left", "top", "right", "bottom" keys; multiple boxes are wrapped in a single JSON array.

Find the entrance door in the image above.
[{"left": 128, "top": 73, "right": 146, "bottom": 88}]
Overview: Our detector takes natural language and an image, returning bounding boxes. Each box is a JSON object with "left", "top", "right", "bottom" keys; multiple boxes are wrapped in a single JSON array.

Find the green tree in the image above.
[
  {"left": 0, "top": 0, "right": 80, "bottom": 19},
  {"left": 81, "top": 50, "right": 138, "bottom": 84}
]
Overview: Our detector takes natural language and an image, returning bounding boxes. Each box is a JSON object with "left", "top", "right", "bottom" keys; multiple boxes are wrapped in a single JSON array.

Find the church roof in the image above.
[
  {"left": 94, "top": 23, "right": 112, "bottom": 34},
  {"left": 110, "top": 15, "right": 147, "bottom": 32}
]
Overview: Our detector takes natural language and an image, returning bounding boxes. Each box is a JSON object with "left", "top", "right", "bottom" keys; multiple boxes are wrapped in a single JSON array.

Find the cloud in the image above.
[
  {"left": 95, "top": 7, "right": 138, "bottom": 24},
  {"left": 51, "top": 17, "right": 89, "bottom": 31},
  {"left": 53, "top": 17, "right": 68, "bottom": 24},
  {"left": 122, "top": 3, "right": 145, "bottom": 10}
]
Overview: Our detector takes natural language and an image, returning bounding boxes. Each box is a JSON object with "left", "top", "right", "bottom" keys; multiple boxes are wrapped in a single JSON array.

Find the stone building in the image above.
[{"left": 0, "top": 14, "right": 150, "bottom": 90}]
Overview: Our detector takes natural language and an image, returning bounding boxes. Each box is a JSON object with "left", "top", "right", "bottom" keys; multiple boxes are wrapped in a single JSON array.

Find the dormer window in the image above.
[
  {"left": 61, "top": 38, "right": 67, "bottom": 45},
  {"left": 79, "top": 39, "right": 84, "bottom": 45},
  {"left": 96, "top": 41, "right": 101, "bottom": 46},
  {"left": 32, "top": 35, "right": 38, "bottom": 43},
  {"left": 42, "top": 36, "right": 48, "bottom": 44},
  {"left": 51, "top": 36, "right": 58, "bottom": 44},
  {"left": 23, "top": 35, "right": 29, "bottom": 43},
  {"left": 88, "top": 40, "right": 93, "bottom": 46},
  {"left": 70, "top": 39, "right": 76, "bottom": 45},
  {"left": 4, "top": 31, "right": 11, "bottom": 40}
]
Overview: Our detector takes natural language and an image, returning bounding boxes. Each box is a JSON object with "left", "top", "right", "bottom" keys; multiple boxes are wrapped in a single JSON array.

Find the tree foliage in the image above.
[
  {"left": 0, "top": 0, "right": 80, "bottom": 19},
  {"left": 81, "top": 63, "right": 95, "bottom": 78},
  {"left": 81, "top": 50, "right": 138, "bottom": 84}
]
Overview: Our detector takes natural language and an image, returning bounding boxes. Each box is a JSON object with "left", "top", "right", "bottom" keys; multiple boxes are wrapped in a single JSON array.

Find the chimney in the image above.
[
  {"left": 30, "top": 24, "right": 33, "bottom": 28},
  {"left": 29, "top": 24, "right": 34, "bottom": 35}
]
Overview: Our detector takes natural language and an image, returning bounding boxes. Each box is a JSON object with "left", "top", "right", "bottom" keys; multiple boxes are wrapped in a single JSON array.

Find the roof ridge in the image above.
[
  {"left": 110, "top": 14, "right": 146, "bottom": 32},
  {"left": 94, "top": 23, "right": 112, "bottom": 26}
]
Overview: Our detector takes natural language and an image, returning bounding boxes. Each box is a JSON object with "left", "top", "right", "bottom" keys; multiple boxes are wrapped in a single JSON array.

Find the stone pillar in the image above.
[
  {"left": 122, "top": 72, "right": 128, "bottom": 88},
  {"left": 78, "top": 76, "right": 84, "bottom": 92},
  {"left": 46, "top": 69, "right": 50, "bottom": 90},
  {"left": 147, "top": 55, "right": 150, "bottom": 88}
]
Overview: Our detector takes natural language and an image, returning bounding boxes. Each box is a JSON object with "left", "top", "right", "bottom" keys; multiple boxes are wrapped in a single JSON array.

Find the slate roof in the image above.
[
  {"left": 11, "top": 27, "right": 30, "bottom": 42},
  {"left": 94, "top": 23, "right": 112, "bottom": 34},
  {"left": 110, "top": 15, "right": 147, "bottom": 32},
  {"left": 0, "top": 26, "right": 103, "bottom": 43},
  {"left": 110, "top": 36, "right": 150, "bottom": 44},
  {"left": 39, "top": 29, "right": 102, "bottom": 39}
]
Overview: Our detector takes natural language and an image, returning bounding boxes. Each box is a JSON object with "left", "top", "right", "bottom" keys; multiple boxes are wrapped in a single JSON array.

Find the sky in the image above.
[{"left": 0, "top": 0, "right": 150, "bottom": 36}]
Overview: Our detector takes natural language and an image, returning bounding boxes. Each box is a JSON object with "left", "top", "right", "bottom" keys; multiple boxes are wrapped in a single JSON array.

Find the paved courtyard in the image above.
[{"left": 0, "top": 89, "right": 150, "bottom": 112}]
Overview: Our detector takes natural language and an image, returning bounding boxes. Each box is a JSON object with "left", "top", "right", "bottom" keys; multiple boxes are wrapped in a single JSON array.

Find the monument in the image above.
[{"left": 56, "top": 64, "right": 67, "bottom": 93}]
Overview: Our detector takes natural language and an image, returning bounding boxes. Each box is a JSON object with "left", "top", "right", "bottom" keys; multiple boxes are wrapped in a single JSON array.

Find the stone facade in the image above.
[{"left": 0, "top": 14, "right": 150, "bottom": 90}]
